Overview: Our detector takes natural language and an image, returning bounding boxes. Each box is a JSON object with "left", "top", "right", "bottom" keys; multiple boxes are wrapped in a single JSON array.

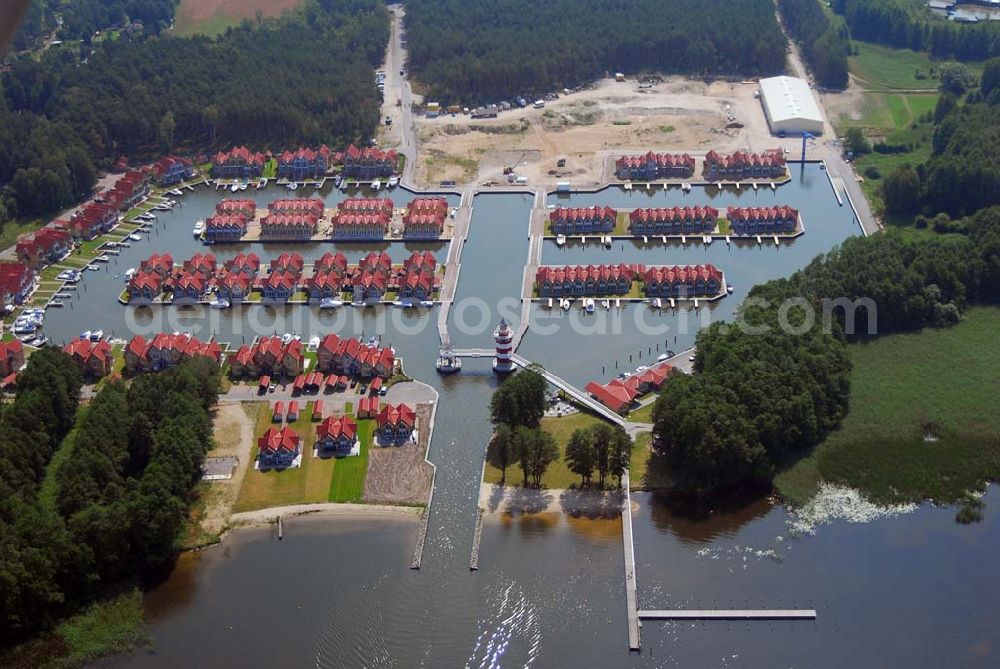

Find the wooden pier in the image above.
[
  {"left": 638, "top": 609, "right": 816, "bottom": 621},
  {"left": 622, "top": 470, "right": 641, "bottom": 651}
]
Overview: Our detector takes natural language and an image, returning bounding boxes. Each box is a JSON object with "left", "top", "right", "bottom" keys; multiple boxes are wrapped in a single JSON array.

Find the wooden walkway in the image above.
[
  {"left": 639, "top": 609, "right": 817, "bottom": 621},
  {"left": 622, "top": 469, "right": 641, "bottom": 651}
]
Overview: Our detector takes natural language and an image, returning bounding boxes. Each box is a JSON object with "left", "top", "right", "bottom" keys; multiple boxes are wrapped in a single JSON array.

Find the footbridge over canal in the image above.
[{"left": 449, "top": 349, "right": 626, "bottom": 427}]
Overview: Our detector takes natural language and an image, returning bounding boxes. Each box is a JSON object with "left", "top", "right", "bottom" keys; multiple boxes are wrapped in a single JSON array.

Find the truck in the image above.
[{"left": 533, "top": 100, "right": 545, "bottom": 109}]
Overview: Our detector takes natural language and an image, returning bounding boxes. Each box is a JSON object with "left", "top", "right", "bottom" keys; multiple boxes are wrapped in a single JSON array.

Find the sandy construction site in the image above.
[{"left": 411, "top": 77, "right": 807, "bottom": 188}]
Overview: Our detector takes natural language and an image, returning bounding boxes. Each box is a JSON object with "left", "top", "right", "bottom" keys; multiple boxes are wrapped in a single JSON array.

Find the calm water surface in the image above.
[{"left": 91, "top": 175, "right": 1000, "bottom": 667}]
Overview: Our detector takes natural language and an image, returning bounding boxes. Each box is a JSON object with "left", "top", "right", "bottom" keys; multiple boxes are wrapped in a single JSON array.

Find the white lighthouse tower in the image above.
[{"left": 493, "top": 318, "right": 515, "bottom": 374}]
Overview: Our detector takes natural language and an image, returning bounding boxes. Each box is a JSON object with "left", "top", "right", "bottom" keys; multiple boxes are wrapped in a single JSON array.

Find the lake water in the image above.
[{"left": 89, "top": 170, "right": 1000, "bottom": 667}]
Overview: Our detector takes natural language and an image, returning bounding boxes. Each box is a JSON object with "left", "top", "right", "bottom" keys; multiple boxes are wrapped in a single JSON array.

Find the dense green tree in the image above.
[
  {"left": 404, "top": 0, "right": 787, "bottom": 103},
  {"left": 486, "top": 424, "right": 516, "bottom": 485},
  {"left": 565, "top": 428, "right": 596, "bottom": 487},
  {"left": 982, "top": 57, "right": 1000, "bottom": 99},
  {"left": 778, "top": 0, "right": 850, "bottom": 89},
  {"left": 513, "top": 426, "right": 559, "bottom": 488},
  {"left": 845, "top": 127, "right": 871, "bottom": 156},
  {"left": 883, "top": 165, "right": 921, "bottom": 215},
  {"left": 490, "top": 367, "right": 547, "bottom": 429}
]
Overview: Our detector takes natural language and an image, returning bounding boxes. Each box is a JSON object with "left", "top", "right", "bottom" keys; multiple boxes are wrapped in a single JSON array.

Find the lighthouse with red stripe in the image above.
[{"left": 493, "top": 318, "right": 514, "bottom": 374}]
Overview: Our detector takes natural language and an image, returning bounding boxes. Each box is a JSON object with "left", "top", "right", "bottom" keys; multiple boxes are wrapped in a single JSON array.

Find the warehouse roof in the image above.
[{"left": 758, "top": 76, "right": 823, "bottom": 127}]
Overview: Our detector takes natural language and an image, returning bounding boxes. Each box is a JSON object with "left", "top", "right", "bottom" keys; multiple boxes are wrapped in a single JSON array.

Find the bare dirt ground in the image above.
[
  {"left": 412, "top": 77, "right": 807, "bottom": 189},
  {"left": 363, "top": 400, "right": 434, "bottom": 505},
  {"left": 184, "top": 402, "right": 258, "bottom": 546}
]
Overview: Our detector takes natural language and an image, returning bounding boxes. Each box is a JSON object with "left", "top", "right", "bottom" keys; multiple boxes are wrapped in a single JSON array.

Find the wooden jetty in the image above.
[{"left": 638, "top": 609, "right": 816, "bottom": 621}]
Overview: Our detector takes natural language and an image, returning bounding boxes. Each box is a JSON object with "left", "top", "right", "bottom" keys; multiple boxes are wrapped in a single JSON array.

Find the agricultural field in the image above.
[
  {"left": 776, "top": 308, "right": 1000, "bottom": 506},
  {"left": 173, "top": 0, "right": 307, "bottom": 36}
]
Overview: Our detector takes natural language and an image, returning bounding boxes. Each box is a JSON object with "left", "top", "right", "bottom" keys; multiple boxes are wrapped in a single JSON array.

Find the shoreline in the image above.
[{"left": 221, "top": 502, "right": 422, "bottom": 536}]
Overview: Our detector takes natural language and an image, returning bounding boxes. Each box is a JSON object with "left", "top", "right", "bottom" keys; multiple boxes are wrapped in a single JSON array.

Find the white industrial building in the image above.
[{"left": 757, "top": 75, "right": 825, "bottom": 136}]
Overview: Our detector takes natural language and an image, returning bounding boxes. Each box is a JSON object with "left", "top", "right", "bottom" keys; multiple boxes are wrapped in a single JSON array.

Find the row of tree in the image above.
[
  {"left": 0, "top": 353, "right": 220, "bottom": 644},
  {"left": 0, "top": 0, "right": 389, "bottom": 230},
  {"left": 833, "top": 0, "right": 1000, "bottom": 60},
  {"left": 487, "top": 366, "right": 630, "bottom": 489},
  {"left": 403, "top": 0, "right": 788, "bottom": 103},
  {"left": 651, "top": 205, "right": 1000, "bottom": 490},
  {"left": 778, "top": 0, "right": 850, "bottom": 89},
  {"left": 882, "top": 58, "right": 1000, "bottom": 218}
]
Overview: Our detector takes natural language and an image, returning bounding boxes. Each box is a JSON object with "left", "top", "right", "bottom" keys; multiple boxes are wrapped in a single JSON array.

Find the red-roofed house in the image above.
[
  {"left": 102, "top": 171, "right": 149, "bottom": 211},
  {"left": 150, "top": 155, "right": 195, "bottom": 186},
  {"left": 548, "top": 206, "right": 617, "bottom": 235},
  {"left": 0, "top": 340, "right": 25, "bottom": 377},
  {"left": 628, "top": 206, "right": 718, "bottom": 235},
  {"left": 64, "top": 339, "right": 113, "bottom": 379},
  {"left": 277, "top": 146, "right": 332, "bottom": 180},
  {"left": 316, "top": 334, "right": 395, "bottom": 379},
  {"left": 615, "top": 152, "right": 694, "bottom": 180},
  {"left": 534, "top": 264, "right": 636, "bottom": 297},
  {"left": 0, "top": 263, "right": 36, "bottom": 307},
  {"left": 726, "top": 206, "right": 798, "bottom": 235},
  {"left": 642, "top": 264, "right": 722, "bottom": 298},
  {"left": 124, "top": 333, "right": 222, "bottom": 374},
  {"left": 229, "top": 336, "right": 304, "bottom": 379},
  {"left": 403, "top": 197, "right": 448, "bottom": 239},
  {"left": 584, "top": 381, "right": 635, "bottom": 414},
  {"left": 127, "top": 271, "right": 164, "bottom": 304},
  {"left": 257, "top": 426, "right": 300, "bottom": 468},
  {"left": 316, "top": 415, "right": 358, "bottom": 456},
  {"left": 376, "top": 403, "right": 416, "bottom": 445},
  {"left": 703, "top": 149, "right": 786, "bottom": 181},
  {"left": 212, "top": 146, "right": 266, "bottom": 180},
  {"left": 16, "top": 226, "right": 73, "bottom": 269},
  {"left": 341, "top": 144, "right": 397, "bottom": 179},
  {"left": 260, "top": 213, "right": 318, "bottom": 241},
  {"left": 204, "top": 214, "right": 248, "bottom": 243}
]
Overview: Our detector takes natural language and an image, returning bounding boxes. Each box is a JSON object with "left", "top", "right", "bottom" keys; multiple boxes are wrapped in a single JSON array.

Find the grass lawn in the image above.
[
  {"left": 848, "top": 41, "right": 984, "bottom": 90},
  {"left": 262, "top": 159, "right": 277, "bottom": 179},
  {"left": 234, "top": 402, "right": 372, "bottom": 511},
  {"left": 627, "top": 400, "right": 656, "bottom": 424},
  {"left": 0, "top": 216, "right": 47, "bottom": 253},
  {"left": 484, "top": 411, "right": 618, "bottom": 489},
  {"left": 38, "top": 411, "right": 85, "bottom": 511},
  {"left": 776, "top": 307, "right": 1000, "bottom": 506}
]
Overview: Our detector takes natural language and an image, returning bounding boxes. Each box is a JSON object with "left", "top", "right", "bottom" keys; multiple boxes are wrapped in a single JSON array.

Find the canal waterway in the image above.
[{"left": 87, "top": 176, "right": 1000, "bottom": 668}]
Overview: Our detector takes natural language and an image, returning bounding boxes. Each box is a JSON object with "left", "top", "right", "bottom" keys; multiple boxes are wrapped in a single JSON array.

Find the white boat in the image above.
[
  {"left": 561, "top": 298, "right": 571, "bottom": 311},
  {"left": 653, "top": 298, "right": 662, "bottom": 309},
  {"left": 435, "top": 348, "right": 462, "bottom": 374},
  {"left": 287, "top": 182, "right": 298, "bottom": 191},
  {"left": 388, "top": 175, "right": 399, "bottom": 187},
  {"left": 392, "top": 300, "right": 403, "bottom": 307},
  {"left": 124, "top": 268, "right": 136, "bottom": 281},
  {"left": 420, "top": 300, "right": 435, "bottom": 307},
  {"left": 682, "top": 183, "right": 691, "bottom": 192},
  {"left": 371, "top": 179, "right": 381, "bottom": 192},
  {"left": 48, "top": 299, "right": 64, "bottom": 308},
  {"left": 209, "top": 297, "right": 231, "bottom": 309},
  {"left": 727, "top": 284, "right": 734, "bottom": 294},
  {"left": 604, "top": 236, "right": 612, "bottom": 248},
  {"left": 556, "top": 234, "right": 566, "bottom": 247},
  {"left": 169, "top": 189, "right": 183, "bottom": 196},
  {"left": 257, "top": 178, "right": 267, "bottom": 189},
  {"left": 450, "top": 208, "right": 457, "bottom": 219},
  {"left": 13, "top": 322, "right": 37, "bottom": 336},
  {"left": 623, "top": 182, "right": 632, "bottom": 191},
  {"left": 601, "top": 299, "right": 610, "bottom": 310},
  {"left": 583, "top": 298, "right": 595, "bottom": 314},
  {"left": 27, "top": 334, "right": 49, "bottom": 347},
  {"left": 636, "top": 365, "right": 648, "bottom": 373},
  {"left": 87, "top": 265, "right": 101, "bottom": 271},
  {"left": 230, "top": 183, "right": 240, "bottom": 193},
  {"left": 308, "top": 336, "right": 320, "bottom": 348},
  {"left": 239, "top": 182, "right": 248, "bottom": 191},
  {"left": 193, "top": 220, "right": 205, "bottom": 237},
  {"left": 340, "top": 180, "right": 348, "bottom": 191},
  {"left": 128, "top": 234, "right": 142, "bottom": 242},
  {"left": 90, "top": 330, "right": 103, "bottom": 341},
  {"left": 95, "top": 255, "right": 110, "bottom": 263},
  {"left": 320, "top": 297, "right": 344, "bottom": 309}
]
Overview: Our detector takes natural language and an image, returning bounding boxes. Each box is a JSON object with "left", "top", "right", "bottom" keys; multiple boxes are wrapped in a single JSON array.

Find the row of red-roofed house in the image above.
[
  {"left": 229, "top": 333, "right": 396, "bottom": 382},
  {"left": 209, "top": 144, "right": 398, "bottom": 183},
  {"left": 534, "top": 263, "right": 724, "bottom": 299},
  {"left": 585, "top": 363, "right": 674, "bottom": 414},
  {"left": 61, "top": 333, "right": 224, "bottom": 380},
  {"left": 257, "top": 401, "right": 414, "bottom": 468},
  {"left": 0, "top": 340, "right": 26, "bottom": 389},
  {"left": 126, "top": 250, "right": 439, "bottom": 304},
  {"left": 615, "top": 152, "right": 696, "bottom": 181}
]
